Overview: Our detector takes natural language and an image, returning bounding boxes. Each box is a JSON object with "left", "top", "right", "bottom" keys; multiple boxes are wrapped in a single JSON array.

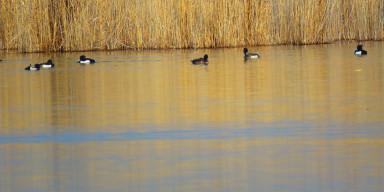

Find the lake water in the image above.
[{"left": 1, "top": 41, "right": 384, "bottom": 192}]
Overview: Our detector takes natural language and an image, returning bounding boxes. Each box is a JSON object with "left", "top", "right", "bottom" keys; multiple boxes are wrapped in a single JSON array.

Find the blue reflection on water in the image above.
[{"left": 0, "top": 121, "right": 382, "bottom": 144}]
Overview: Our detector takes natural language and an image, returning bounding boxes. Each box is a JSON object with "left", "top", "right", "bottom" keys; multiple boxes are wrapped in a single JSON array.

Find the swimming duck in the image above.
[
  {"left": 243, "top": 48, "right": 259, "bottom": 59},
  {"left": 25, "top": 64, "right": 41, "bottom": 71},
  {"left": 191, "top": 54, "right": 208, "bottom": 65},
  {"left": 40, "top": 60, "right": 54, "bottom": 68},
  {"left": 79, "top": 55, "right": 96, "bottom": 64},
  {"left": 354, "top": 45, "right": 367, "bottom": 55}
]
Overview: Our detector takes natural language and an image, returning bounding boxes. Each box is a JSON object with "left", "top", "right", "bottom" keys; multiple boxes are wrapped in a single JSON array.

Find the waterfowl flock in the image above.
[
  {"left": 2, "top": 45, "right": 366, "bottom": 71},
  {"left": 190, "top": 45, "right": 367, "bottom": 65},
  {"left": 22, "top": 55, "right": 95, "bottom": 71},
  {"left": 25, "top": 60, "right": 56, "bottom": 71}
]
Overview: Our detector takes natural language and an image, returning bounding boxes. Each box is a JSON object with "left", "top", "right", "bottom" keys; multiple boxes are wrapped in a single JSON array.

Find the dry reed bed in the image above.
[{"left": 0, "top": 0, "right": 383, "bottom": 52}]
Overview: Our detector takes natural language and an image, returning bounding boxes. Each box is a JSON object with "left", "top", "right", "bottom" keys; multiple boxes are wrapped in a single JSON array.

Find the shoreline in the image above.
[{"left": 0, "top": 40, "right": 380, "bottom": 54}]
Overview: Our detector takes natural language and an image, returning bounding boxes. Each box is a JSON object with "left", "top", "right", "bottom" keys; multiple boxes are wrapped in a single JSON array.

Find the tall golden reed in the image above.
[{"left": 0, "top": 0, "right": 383, "bottom": 52}]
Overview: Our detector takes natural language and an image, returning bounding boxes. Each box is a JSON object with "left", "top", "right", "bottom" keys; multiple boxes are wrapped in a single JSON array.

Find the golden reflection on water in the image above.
[
  {"left": 0, "top": 41, "right": 384, "bottom": 191},
  {"left": 1, "top": 43, "right": 383, "bottom": 133}
]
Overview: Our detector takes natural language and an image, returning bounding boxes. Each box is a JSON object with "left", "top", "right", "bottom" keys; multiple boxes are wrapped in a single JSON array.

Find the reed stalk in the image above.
[{"left": 0, "top": 0, "right": 383, "bottom": 52}]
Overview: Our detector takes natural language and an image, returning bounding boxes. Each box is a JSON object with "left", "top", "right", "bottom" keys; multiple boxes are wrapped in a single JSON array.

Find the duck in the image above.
[
  {"left": 79, "top": 55, "right": 95, "bottom": 64},
  {"left": 25, "top": 64, "right": 41, "bottom": 71},
  {"left": 191, "top": 54, "right": 208, "bottom": 65},
  {"left": 40, "top": 60, "right": 54, "bottom": 68},
  {"left": 243, "top": 48, "right": 259, "bottom": 59},
  {"left": 354, "top": 45, "right": 367, "bottom": 55}
]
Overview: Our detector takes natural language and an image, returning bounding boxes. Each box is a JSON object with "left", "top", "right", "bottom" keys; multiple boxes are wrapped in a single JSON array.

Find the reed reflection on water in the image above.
[{"left": 0, "top": 41, "right": 384, "bottom": 192}]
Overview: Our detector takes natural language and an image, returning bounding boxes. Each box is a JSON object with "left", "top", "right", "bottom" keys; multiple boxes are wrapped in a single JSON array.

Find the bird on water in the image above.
[
  {"left": 354, "top": 45, "right": 367, "bottom": 56},
  {"left": 243, "top": 48, "right": 259, "bottom": 59},
  {"left": 191, "top": 54, "right": 208, "bottom": 65}
]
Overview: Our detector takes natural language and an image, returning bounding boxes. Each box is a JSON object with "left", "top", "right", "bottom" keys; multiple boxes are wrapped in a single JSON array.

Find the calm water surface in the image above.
[{"left": 1, "top": 41, "right": 384, "bottom": 192}]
